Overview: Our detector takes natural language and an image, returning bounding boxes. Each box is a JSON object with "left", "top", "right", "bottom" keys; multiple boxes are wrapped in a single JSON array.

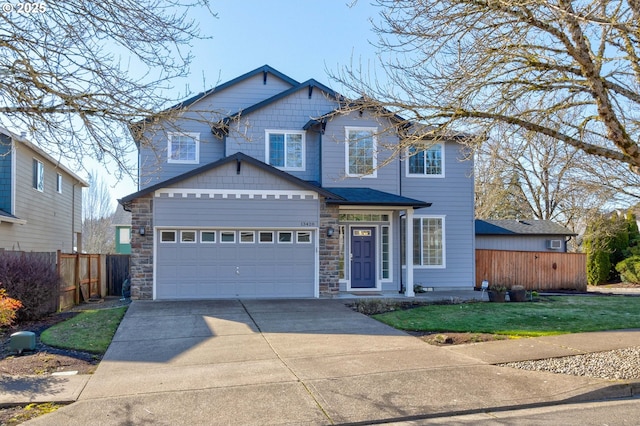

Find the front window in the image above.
[
  {"left": 266, "top": 130, "right": 305, "bottom": 170},
  {"left": 401, "top": 216, "right": 445, "bottom": 267},
  {"left": 346, "top": 127, "right": 377, "bottom": 177},
  {"left": 168, "top": 132, "right": 199, "bottom": 164},
  {"left": 33, "top": 159, "right": 44, "bottom": 191},
  {"left": 407, "top": 144, "right": 443, "bottom": 176}
]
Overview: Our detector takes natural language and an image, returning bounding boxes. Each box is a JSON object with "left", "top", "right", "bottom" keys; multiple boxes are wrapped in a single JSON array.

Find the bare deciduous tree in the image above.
[
  {"left": 0, "top": 0, "right": 214, "bottom": 179},
  {"left": 334, "top": 0, "right": 640, "bottom": 173},
  {"left": 82, "top": 172, "right": 116, "bottom": 253}
]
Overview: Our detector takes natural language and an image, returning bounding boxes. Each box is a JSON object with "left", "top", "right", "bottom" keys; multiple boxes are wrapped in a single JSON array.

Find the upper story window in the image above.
[
  {"left": 168, "top": 132, "right": 199, "bottom": 164},
  {"left": 32, "top": 159, "right": 44, "bottom": 191},
  {"left": 56, "top": 173, "right": 63, "bottom": 193},
  {"left": 346, "top": 127, "right": 377, "bottom": 177},
  {"left": 265, "top": 130, "right": 305, "bottom": 171},
  {"left": 407, "top": 143, "right": 444, "bottom": 177}
]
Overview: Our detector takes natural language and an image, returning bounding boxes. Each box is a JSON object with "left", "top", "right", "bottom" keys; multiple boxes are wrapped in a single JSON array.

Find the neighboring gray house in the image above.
[
  {"left": 475, "top": 219, "right": 576, "bottom": 252},
  {"left": 119, "top": 65, "right": 475, "bottom": 300},
  {"left": 0, "top": 127, "right": 88, "bottom": 252}
]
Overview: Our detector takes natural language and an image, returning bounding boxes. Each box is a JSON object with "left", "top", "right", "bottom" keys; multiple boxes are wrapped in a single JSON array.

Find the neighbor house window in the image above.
[
  {"left": 56, "top": 173, "right": 63, "bottom": 193},
  {"left": 346, "top": 127, "right": 377, "bottom": 177},
  {"left": 32, "top": 159, "right": 44, "bottom": 191},
  {"left": 119, "top": 228, "right": 131, "bottom": 244},
  {"left": 168, "top": 132, "right": 199, "bottom": 164},
  {"left": 266, "top": 130, "right": 305, "bottom": 170},
  {"left": 407, "top": 144, "right": 444, "bottom": 176}
]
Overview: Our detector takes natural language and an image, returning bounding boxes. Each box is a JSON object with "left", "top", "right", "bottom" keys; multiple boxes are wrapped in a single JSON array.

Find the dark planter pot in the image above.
[
  {"left": 508, "top": 289, "right": 527, "bottom": 302},
  {"left": 488, "top": 290, "right": 506, "bottom": 303}
]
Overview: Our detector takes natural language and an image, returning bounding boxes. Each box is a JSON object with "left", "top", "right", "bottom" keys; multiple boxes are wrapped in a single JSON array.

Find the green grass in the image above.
[
  {"left": 40, "top": 306, "right": 127, "bottom": 354},
  {"left": 373, "top": 296, "right": 640, "bottom": 337}
]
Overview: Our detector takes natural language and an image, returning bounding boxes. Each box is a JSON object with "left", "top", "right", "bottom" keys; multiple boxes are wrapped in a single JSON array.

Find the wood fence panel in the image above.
[
  {"left": 476, "top": 249, "right": 587, "bottom": 291},
  {"left": 106, "top": 255, "right": 130, "bottom": 297}
]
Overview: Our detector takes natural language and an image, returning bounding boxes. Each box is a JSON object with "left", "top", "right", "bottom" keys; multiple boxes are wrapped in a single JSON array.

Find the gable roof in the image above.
[
  {"left": 213, "top": 79, "right": 339, "bottom": 136},
  {"left": 118, "top": 152, "right": 340, "bottom": 208},
  {"left": 475, "top": 219, "right": 576, "bottom": 236},
  {"left": 0, "top": 127, "right": 89, "bottom": 187},
  {"left": 324, "top": 187, "right": 431, "bottom": 208},
  {"left": 171, "top": 65, "right": 299, "bottom": 111}
]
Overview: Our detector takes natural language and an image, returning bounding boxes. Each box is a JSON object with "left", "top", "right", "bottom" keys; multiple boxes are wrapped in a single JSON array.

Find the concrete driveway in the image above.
[{"left": 25, "top": 299, "right": 632, "bottom": 425}]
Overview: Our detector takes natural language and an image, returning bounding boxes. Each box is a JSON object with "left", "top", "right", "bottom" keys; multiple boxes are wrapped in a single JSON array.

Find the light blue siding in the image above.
[
  {"left": 321, "top": 111, "right": 400, "bottom": 194},
  {"left": 476, "top": 235, "right": 567, "bottom": 252},
  {"left": 139, "top": 73, "right": 296, "bottom": 189},
  {"left": 225, "top": 88, "right": 336, "bottom": 182},
  {"left": 401, "top": 142, "right": 475, "bottom": 288}
]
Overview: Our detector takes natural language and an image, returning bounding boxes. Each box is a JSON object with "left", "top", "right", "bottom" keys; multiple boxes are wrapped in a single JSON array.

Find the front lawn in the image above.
[
  {"left": 40, "top": 306, "right": 127, "bottom": 354},
  {"left": 373, "top": 296, "right": 640, "bottom": 337}
]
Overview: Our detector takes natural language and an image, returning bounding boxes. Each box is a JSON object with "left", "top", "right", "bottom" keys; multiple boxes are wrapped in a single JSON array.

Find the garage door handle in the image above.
[{"left": 236, "top": 267, "right": 240, "bottom": 275}]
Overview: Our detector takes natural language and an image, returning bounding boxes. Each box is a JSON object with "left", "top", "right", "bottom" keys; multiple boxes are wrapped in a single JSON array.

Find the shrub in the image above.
[
  {"left": 616, "top": 256, "right": 640, "bottom": 284},
  {"left": 587, "top": 250, "right": 611, "bottom": 286},
  {"left": 0, "top": 253, "right": 60, "bottom": 321},
  {"left": 0, "top": 288, "right": 22, "bottom": 327}
]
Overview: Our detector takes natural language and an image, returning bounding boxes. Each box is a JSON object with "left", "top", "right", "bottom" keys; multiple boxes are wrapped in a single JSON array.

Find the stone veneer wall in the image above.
[
  {"left": 319, "top": 198, "right": 340, "bottom": 296},
  {"left": 129, "top": 195, "right": 153, "bottom": 299}
]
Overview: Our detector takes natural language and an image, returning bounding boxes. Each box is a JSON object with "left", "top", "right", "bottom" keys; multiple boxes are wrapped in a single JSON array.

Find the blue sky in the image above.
[{"left": 108, "top": 0, "right": 382, "bottom": 200}]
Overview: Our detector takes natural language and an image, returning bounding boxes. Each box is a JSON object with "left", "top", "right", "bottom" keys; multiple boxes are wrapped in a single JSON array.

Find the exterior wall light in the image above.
[
  {"left": 327, "top": 227, "right": 334, "bottom": 238},
  {"left": 139, "top": 226, "right": 145, "bottom": 236}
]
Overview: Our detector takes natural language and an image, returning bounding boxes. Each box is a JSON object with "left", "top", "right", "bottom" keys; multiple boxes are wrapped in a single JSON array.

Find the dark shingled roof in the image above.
[
  {"left": 324, "top": 187, "right": 431, "bottom": 208},
  {"left": 475, "top": 219, "right": 576, "bottom": 236}
]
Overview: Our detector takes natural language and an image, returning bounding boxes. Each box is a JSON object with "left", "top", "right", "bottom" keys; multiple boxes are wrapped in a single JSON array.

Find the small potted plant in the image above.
[
  {"left": 508, "top": 285, "right": 527, "bottom": 302},
  {"left": 488, "top": 284, "right": 508, "bottom": 302}
]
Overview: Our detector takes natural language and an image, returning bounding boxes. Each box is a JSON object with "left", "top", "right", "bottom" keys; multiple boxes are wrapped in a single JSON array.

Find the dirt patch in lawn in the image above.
[{"left": 407, "top": 331, "right": 508, "bottom": 346}]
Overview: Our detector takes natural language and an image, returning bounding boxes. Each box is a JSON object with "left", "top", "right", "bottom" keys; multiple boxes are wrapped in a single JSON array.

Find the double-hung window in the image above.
[
  {"left": 168, "top": 132, "right": 199, "bottom": 164},
  {"left": 407, "top": 143, "right": 444, "bottom": 177},
  {"left": 346, "top": 127, "right": 377, "bottom": 177},
  {"left": 33, "top": 159, "right": 44, "bottom": 191},
  {"left": 266, "top": 130, "right": 305, "bottom": 170}
]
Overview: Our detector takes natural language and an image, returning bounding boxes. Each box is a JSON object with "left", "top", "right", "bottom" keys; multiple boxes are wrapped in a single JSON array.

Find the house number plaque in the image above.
[{"left": 300, "top": 221, "right": 316, "bottom": 227}]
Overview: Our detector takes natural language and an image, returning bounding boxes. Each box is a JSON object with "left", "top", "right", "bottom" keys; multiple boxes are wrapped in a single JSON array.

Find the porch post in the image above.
[{"left": 405, "top": 207, "right": 415, "bottom": 297}]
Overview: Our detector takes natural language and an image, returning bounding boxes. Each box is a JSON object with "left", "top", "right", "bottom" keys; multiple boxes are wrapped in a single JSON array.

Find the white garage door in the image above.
[{"left": 155, "top": 229, "right": 316, "bottom": 299}]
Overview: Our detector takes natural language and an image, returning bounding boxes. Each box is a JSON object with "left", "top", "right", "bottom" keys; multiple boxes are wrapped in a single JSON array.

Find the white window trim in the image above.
[
  {"left": 278, "top": 231, "right": 293, "bottom": 244},
  {"left": 265, "top": 130, "right": 306, "bottom": 171},
  {"left": 160, "top": 230, "right": 177, "bottom": 243},
  {"left": 200, "top": 231, "right": 216, "bottom": 243},
  {"left": 180, "top": 230, "right": 197, "bottom": 243},
  {"left": 220, "top": 231, "right": 236, "bottom": 243},
  {"left": 168, "top": 132, "right": 200, "bottom": 164},
  {"left": 296, "top": 231, "right": 312, "bottom": 244},
  {"left": 406, "top": 143, "right": 445, "bottom": 178},
  {"left": 380, "top": 224, "right": 392, "bottom": 281},
  {"left": 413, "top": 215, "right": 446, "bottom": 269},
  {"left": 240, "top": 231, "right": 255, "bottom": 244},
  {"left": 259, "top": 231, "right": 275, "bottom": 244},
  {"left": 33, "top": 158, "right": 44, "bottom": 192},
  {"left": 345, "top": 126, "right": 377, "bottom": 178}
]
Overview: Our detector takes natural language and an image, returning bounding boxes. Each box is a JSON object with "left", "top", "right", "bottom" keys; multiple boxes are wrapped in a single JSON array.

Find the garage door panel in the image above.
[{"left": 156, "top": 229, "right": 315, "bottom": 299}]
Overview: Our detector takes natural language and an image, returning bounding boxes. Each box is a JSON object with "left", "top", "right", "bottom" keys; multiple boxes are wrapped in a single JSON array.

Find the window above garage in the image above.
[{"left": 265, "top": 130, "right": 305, "bottom": 171}]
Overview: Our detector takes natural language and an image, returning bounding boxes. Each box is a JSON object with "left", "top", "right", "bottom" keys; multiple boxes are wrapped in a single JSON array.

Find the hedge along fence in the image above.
[
  {"left": 0, "top": 250, "right": 60, "bottom": 321},
  {"left": 476, "top": 249, "right": 587, "bottom": 291}
]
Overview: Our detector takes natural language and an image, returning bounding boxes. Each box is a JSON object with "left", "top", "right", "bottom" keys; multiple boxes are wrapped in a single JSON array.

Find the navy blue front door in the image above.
[{"left": 351, "top": 227, "right": 376, "bottom": 288}]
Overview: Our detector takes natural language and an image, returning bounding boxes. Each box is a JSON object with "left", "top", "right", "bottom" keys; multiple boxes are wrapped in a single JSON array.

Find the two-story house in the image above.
[
  {"left": 119, "top": 65, "right": 475, "bottom": 300},
  {"left": 0, "top": 127, "right": 88, "bottom": 252}
]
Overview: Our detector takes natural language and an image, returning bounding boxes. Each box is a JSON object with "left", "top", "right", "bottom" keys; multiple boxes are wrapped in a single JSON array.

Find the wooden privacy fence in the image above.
[{"left": 475, "top": 249, "right": 587, "bottom": 291}]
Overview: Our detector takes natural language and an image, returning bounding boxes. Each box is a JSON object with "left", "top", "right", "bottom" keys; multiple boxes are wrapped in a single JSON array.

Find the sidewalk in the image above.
[{"left": 2, "top": 296, "right": 639, "bottom": 425}]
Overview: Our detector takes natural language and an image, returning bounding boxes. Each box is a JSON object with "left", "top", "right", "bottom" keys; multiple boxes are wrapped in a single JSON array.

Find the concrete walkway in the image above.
[{"left": 11, "top": 298, "right": 639, "bottom": 425}]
